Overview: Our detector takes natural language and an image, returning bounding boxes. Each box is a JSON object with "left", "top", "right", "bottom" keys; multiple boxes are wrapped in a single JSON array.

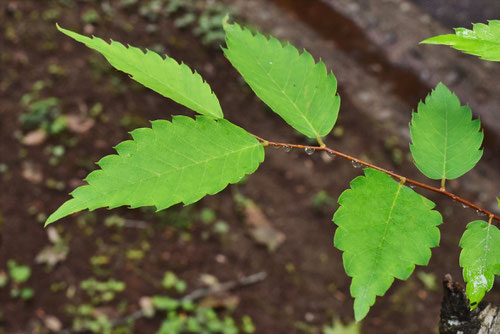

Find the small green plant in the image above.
[
  {"left": 65, "top": 277, "right": 128, "bottom": 333},
  {"left": 3, "top": 260, "right": 34, "bottom": 300},
  {"left": 137, "top": 0, "right": 237, "bottom": 46},
  {"left": 152, "top": 295, "right": 253, "bottom": 334},
  {"left": 46, "top": 17, "right": 500, "bottom": 324},
  {"left": 20, "top": 80, "right": 67, "bottom": 138},
  {"left": 66, "top": 303, "right": 118, "bottom": 334},
  {"left": 80, "top": 277, "right": 125, "bottom": 304},
  {"left": 162, "top": 271, "right": 187, "bottom": 292},
  {"left": 322, "top": 318, "right": 360, "bottom": 334}
]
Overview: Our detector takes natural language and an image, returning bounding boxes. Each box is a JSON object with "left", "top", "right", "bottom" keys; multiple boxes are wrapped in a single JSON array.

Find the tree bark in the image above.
[{"left": 440, "top": 274, "right": 500, "bottom": 334}]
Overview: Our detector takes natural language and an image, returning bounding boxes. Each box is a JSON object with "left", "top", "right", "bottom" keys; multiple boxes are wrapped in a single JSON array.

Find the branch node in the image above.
[
  {"left": 440, "top": 178, "right": 446, "bottom": 191},
  {"left": 316, "top": 136, "right": 326, "bottom": 148}
]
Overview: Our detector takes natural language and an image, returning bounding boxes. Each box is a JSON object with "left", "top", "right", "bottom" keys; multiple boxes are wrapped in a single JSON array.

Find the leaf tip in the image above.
[
  {"left": 56, "top": 23, "right": 70, "bottom": 36},
  {"left": 44, "top": 212, "right": 60, "bottom": 227},
  {"left": 419, "top": 37, "right": 432, "bottom": 44},
  {"left": 353, "top": 299, "right": 369, "bottom": 322},
  {"left": 222, "top": 14, "right": 234, "bottom": 31},
  {"left": 222, "top": 13, "right": 230, "bottom": 26}
]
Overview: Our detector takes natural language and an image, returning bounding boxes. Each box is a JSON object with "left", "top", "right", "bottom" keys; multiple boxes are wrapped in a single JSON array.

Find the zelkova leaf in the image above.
[
  {"left": 421, "top": 20, "right": 500, "bottom": 61},
  {"left": 459, "top": 221, "right": 500, "bottom": 309},
  {"left": 222, "top": 19, "right": 340, "bottom": 140},
  {"left": 410, "top": 83, "right": 483, "bottom": 180},
  {"left": 57, "top": 25, "right": 223, "bottom": 118},
  {"left": 333, "top": 169, "right": 442, "bottom": 321},
  {"left": 46, "top": 116, "right": 264, "bottom": 225}
]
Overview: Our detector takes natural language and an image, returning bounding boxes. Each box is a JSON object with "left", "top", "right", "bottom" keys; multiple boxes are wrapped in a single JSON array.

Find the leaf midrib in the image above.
[
  {"left": 359, "top": 182, "right": 403, "bottom": 302},
  {"left": 479, "top": 224, "right": 492, "bottom": 276},
  {"left": 246, "top": 42, "right": 320, "bottom": 138},
  {"left": 85, "top": 35, "right": 219, "bottom": 118},
  {"left": 442, "top": 100, "right": 449, "bottom": 179},
  {"left": 82, "top": 143, "right": 260, "bottom": 203}
]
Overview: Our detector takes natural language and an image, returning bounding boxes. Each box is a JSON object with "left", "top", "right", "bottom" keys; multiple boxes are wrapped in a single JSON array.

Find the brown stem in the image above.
[{"left": 253, "top": 135, "right": 500, "bottom": 223}]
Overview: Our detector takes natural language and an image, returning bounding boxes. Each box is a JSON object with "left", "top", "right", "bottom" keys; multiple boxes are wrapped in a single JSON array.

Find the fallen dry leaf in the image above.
[
  {"left": 43, "top": 315, "right": 62, "bottom": 332},
  {"left": 22, "top": 129, "right": 46, "bottom": 146},
  {"left": 244, "top": 203, "right": 285, "bottom": 252},
  {"left": 22, "top": 161, "right": 43, "bottom": 184},
  {"left": 67, "top": 114, "right": 95, "bottom": 134}
]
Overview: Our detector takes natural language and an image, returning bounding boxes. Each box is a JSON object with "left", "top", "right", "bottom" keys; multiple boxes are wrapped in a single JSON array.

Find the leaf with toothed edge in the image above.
[
  {"left": 333, "top": 168, "right": 442, "bottom": 321},
  {"left": 421, "top": 20, "right": 500, "bottom": 61},
  {"left": 410, "top": 82, "right": 483, "bottom": 180},
  {"left": 459, "top": 220, "right": 500, "bottom": 310},
  {"left": 45, "top": 116, "right": 264, "bottom": 225},
  {"left": 57, "top": 24, "right": 223, "bottom": 118},
  {"left": 222, "top": 18, "right": 340, "bottom": 139}
]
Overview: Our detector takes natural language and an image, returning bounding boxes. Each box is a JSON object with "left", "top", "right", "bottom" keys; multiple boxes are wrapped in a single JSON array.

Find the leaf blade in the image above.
[
  {"left": 57, "top": 25, "right": 223, "bottom": 118},
  {"left": 459, "top": 220, "right": 500, "bottom": 309},
  {"left": 409, "top": 83, "right": 483, "bottom": 180},
  {"left": 222, "top": 20, "right": 340, "bottom": 139},
  {"left": 333, "top": 169, "right": 442, "bottom": 321},
  {"left": 421, "top": 21, "right": 500, "bottom": 61},
  {"left": 46, "top": 116, "right": 264, "bottom": 225}
]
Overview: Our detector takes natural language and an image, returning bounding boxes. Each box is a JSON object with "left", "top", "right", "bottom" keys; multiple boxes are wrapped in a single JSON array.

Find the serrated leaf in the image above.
[
  {"left": 222, "top": 19, "right": 340, "bottom": 139},
  {"left": 57, "top": 25, "right": 223, "bottom": 118},
  {"left": 421, "top": 20, "right": 500, "bottom": 61},
  {"left": 333, "top": 169, "right": 442, "bottom": 321},
  {"left": 46, "top": 116, "right": 264, "bottom": 225},
  {"left": 410, "top": 83, "right": 483, "bottom": 180},
  {"left": 459, "top": 220, "right": 500, "bottom": 310}
]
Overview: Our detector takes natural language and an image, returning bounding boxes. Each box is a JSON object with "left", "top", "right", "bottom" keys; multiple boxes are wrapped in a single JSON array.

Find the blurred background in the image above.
[{"left": 1, "top": 0, "right": 500, "bottom": 333}]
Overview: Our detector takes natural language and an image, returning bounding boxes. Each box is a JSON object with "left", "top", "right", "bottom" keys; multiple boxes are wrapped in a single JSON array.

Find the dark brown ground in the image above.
[{"left": 1, "top": 1, "right": 499, "bottom": 333}]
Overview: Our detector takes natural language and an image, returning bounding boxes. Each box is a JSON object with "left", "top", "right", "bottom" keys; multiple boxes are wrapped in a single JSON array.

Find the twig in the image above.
[
  {"left": 181, "top": 271, "right": 267, "bottom": 302},
  {"left": 252, "top": 135, "right": 500, "bottom": 223}
]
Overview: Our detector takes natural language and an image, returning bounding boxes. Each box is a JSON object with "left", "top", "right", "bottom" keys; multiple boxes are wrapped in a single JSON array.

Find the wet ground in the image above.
[{"left": 410, "top": 0, "right": 500, "bottom": 28}]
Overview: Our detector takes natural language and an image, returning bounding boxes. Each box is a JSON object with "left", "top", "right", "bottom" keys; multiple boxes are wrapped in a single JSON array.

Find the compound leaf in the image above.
[
  {"left": 57, "top": 25, "right": 223, "bottom": 118},
  {"left": 421, "top": 20, "right": 500, "bottom": 61},
  {"left": 459, "top": 221, "right": 500, "bottom": 309},
  {"left": 222, "top": 19, "right": 340, "bottom": 140},
  {"left": 333, "top": 169, "right": 442, "bottom": 321},
  {"left": 46, "top": 116, "right": 264, "bottom": 225},
  {"left": 410, "top": 83, "right": 483, "bottom": 180}
]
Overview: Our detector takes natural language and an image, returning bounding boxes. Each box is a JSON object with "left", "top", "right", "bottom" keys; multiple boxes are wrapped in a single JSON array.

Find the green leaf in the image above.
[
  {"left": 410, "top": 83, "right": 483, "bottom": 180},
  {"left": 421, "top": 21, "right": 500, "bottom": 61},
  {"left": 222, "top": 19, "right": 340, "bottom": 139},
  {"left": 46, "top": 116, "right": 264, "bottom": 225},
  {"left": 7, "top": 260, "right": 31, "bottom": 283},
  {"left": 333, "top": 169, "right": 442, "bottom": 321},
  {"left": 459, "top": 220, "right": 500, "bottom": 310},
  {"left": 152, "top": 296, "right": 180, "bottom": 311},
  {"left": 57, "top": 25, "right": 223, "bottom": 118}
]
